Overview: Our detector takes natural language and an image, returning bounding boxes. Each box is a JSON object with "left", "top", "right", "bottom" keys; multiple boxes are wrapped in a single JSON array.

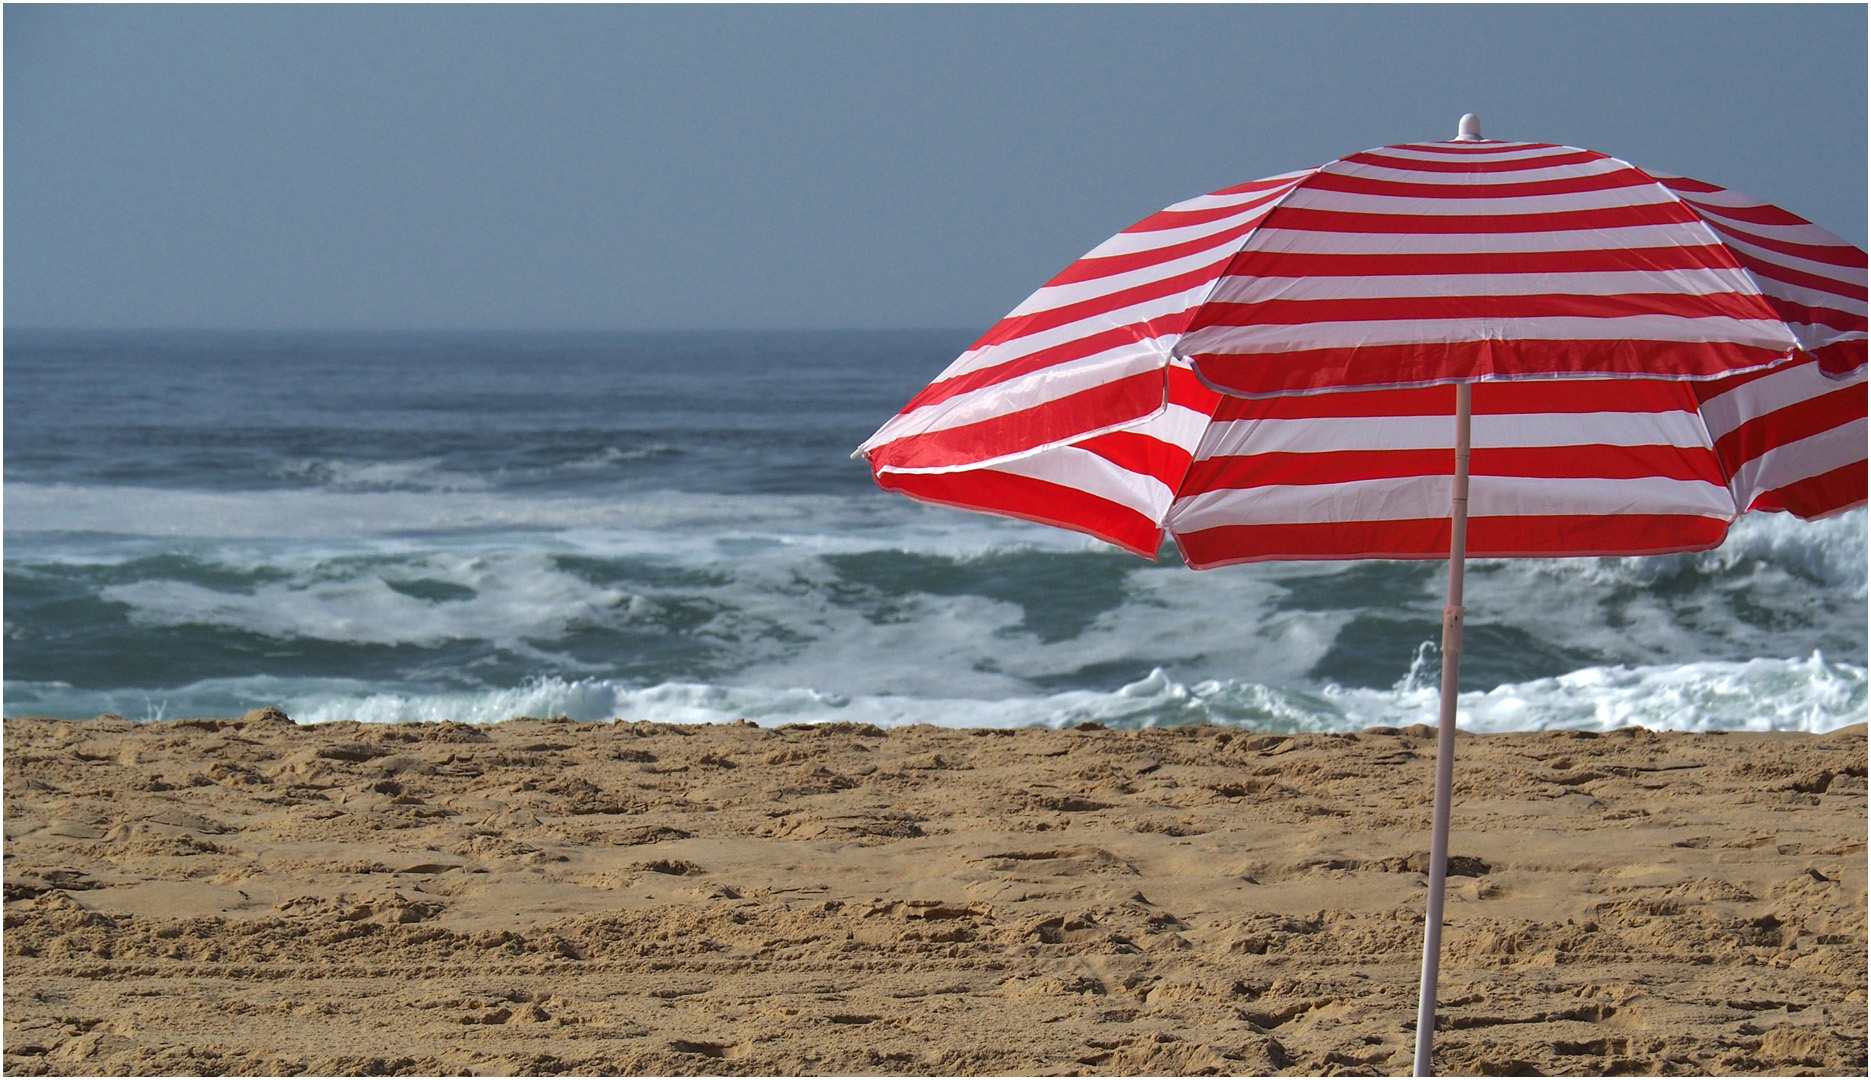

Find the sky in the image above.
[{"left": 5, "top": 4, "right": 1867, "bottom": 332}]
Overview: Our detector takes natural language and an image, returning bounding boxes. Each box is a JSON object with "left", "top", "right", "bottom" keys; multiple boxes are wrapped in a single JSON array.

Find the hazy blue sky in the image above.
[{"left": 7, "top": 4, "right": 1866, "bottom": 331}]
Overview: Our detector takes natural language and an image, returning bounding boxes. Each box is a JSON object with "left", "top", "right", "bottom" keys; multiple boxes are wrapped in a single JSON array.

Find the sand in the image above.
[{"left": 2, "top": 711, "right": 1864, "bottom": 1077}]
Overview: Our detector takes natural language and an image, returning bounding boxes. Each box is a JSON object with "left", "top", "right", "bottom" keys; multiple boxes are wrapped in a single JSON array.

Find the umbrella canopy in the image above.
[
  {"left": 856, "top": 135, "right": 1866, "bottom": 562},
  {"left": 856, "top": 119, "right": 1866, "bottom": 1077}
]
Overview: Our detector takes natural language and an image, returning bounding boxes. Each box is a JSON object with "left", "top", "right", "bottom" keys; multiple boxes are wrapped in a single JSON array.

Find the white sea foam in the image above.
[
  {"left": 560, "top": 445, "right": 680, "bottom": 470},
  {"left": 308, "top": 653, "right": 1871, "bottom": 733},
  {"left": 15, "top": 501, "right": 1863, "bottom": 710},
  {"left": 4, "top": 483, "right": 845, "bottom": 541},
  {"left": 1509, "top": 510, "right": 1867, "bottom": 594},
  {"left": 2, "top": 482, "right": 1082, "bottom": 557},
  {"left": 14, "top": 653, "right": 1856, "bottom": 734},
  {"left": 270, "top": 449, "right": 682, "bottom": 492},
  {"left": 98, "top": 549, "right": 636, "bottom": 652},
  {"left": 11, "top": 481, "right": 1860, "bottom": 579},
  {"left": 64, "top": 535, "right": 1342, "bottom": 698},
  {"left": 1327, "top": 651, "right": 1867, "bottom": 734},
  {"left": 273, "top": 458, "right": 495, "bottom": 492},
  {"left": 8, "top": 487, "right": 1861, "bottom": 733}
]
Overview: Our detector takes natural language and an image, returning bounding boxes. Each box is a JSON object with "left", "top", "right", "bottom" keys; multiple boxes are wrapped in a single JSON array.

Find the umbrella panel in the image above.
[{"left": 876, "top": 358, "right": 1865, "bottom": 568}]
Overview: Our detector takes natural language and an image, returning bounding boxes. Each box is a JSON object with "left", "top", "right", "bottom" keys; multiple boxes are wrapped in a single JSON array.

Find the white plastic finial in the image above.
[{"left": 1455, "top": 113, "right": 1482, "bottom": 142}]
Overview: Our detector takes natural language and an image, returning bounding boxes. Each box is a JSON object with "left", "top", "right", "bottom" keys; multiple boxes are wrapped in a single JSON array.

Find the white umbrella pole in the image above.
[{"left": 1413, "top": 380, "right": 1471, "bottom": 1077}]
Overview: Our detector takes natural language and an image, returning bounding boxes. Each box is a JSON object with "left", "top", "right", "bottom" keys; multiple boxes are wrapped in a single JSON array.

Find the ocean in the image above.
[{"left": 5, "top": 329, "right": 1864, "bottom": 733}]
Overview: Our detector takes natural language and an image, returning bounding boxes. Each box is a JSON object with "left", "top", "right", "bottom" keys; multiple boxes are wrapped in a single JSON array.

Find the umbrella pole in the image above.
[{"left": 1413, "top": 381, "right": 1471, "bottom": 1077}]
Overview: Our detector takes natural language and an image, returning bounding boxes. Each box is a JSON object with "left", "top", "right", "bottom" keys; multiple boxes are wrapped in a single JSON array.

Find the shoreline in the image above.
[{"left": 5, "top": 713, "right": 1865, "bottom": 1075}]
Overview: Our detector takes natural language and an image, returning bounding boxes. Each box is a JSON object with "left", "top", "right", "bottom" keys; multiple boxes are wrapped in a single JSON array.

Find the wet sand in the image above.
[{"left": 3, "top": 712, "right": 1865, "bottom": 1076}]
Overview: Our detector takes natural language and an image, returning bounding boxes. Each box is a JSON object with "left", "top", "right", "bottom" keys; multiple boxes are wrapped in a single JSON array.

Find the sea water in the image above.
[{"left": 5, "top": 330, "right": 1865, "bottom": 732}]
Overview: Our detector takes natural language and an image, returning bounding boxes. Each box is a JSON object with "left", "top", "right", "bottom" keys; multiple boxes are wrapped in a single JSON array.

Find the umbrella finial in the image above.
[{"left": 1455, "top": 113, "right": 1482, "bottom": 141}]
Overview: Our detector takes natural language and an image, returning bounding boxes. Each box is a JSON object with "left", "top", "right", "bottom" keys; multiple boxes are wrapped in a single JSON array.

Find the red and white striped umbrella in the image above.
[
  {"left": 856, "top": 116, "right": 1865, "bottom": 1076},
  {"left": 857, "top": 129, "right": 1866, "bottom": 564}
]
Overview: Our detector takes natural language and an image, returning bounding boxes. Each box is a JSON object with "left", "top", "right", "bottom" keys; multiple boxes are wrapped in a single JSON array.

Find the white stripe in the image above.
[
  {"left": 1367, "top": 143, "right": 1576, "bottom": 164},
  {"left": 875, "top": 397, "right": 1213, "bottom": 481},
  {"left": 1280, "top": 182, "right": 1677, "bottom": 218},
  {"left": 1082, "top": 198, "right": 1285, "bottom": 260},
  {"left": 931, "top": 289, "right": 1199, "bottom": 380},
  {"left": 1745, "top": 276, "right": 1869, "bottom": 315},
  {"left": 1244, "top": 220, "right": 1727, "bottom": 256},
  {"left": 1674, "top": 194, "right": 1843, "bottom": 233},
  {"left": 990, "top": 444, "right": 1175, "bottom": 520},
  {"left": 1699, "top": 361, "right": 1866, "bottom": 440},
  {"left": 864, "top": 342, "right": 1166, "bottom": 448},
  {"left": 1205, "top": 267, "right": 1763, "bottom": 303},
  {"left": 1004, "top": 237, "right": 1247, "bottom": 318},
  {"left": 1787, "top": 325, "right": 1868, "bottom": 353},
  {"left": 930, "top": 302, "right": 1189, "bottom": 383},
  {"left": 1179, "top": 314, "right": 1801, "bottom": 354},
  {"left": 1126, "top": 398, "right": 1216, "bottom": 456},
  {"left": 1655, "top": 183, "right": 1761, "bottom": 209},
  {"left": 1731, "top": 418, "right": 1869, "bottom": 508},
  {"left": 1156, "top": 177, "right": 1311, "bottom": 215},
  {"left": 1168, "top": 474, "right": 1735, "bottom": 530},
  {"left": 1683, "top": 202, "right": 1828, "bottom": 235},
  {"left": 1717, "top": 236, "right": 1869, "bottom": 290},
  {"left": 1350, "top": 148, "right": 1620, "bottom": 170},
  {"left": 1192, "top": 410, "right": 1713, "bottom": 461},
  {"left": 1332, "top": 158, "right": 1626, "bottom": 187},
  {"left": 1692, "top": 213, "right": 1866, "bottom": 259}
]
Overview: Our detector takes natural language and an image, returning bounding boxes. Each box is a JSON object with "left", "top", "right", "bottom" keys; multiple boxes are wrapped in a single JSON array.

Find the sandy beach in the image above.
[{"left": 3, "top": 712, "right": 1864, "bottom": 1076}]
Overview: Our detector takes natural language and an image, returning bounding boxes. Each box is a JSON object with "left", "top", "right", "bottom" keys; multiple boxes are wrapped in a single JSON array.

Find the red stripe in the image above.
[
  {"left": 1175, "top": 514, "right": 1730, "bottom": 568},
  {"left": 1732, "top": 257, "right": 1868, "bottom": 303},
  {"left": 1208, "top": 174, "right": 1315, "bottom": 198},
  {"left": 1122, "top": 187, "right": 1291, "bottom": 233},
  {"left": 1386, "top": 142, "right": 1562, "bottom": 156},
  {"left": 1182, "top": 449, "right": 1437, "bottom": 492},
  {"left": 1747, "top": 461, "right": 1868, "bottom": 520},
  {"left": 1342, "top": 149, "right": 1604, "bottom": 173},
  {"left": 870, "top": 369, "right": 1165, "bottom": 471},
  {"left": 1166, "top": 361, "right": 1223, "bottom": 413},
  {"left": 1074, "top": 429, "right": 1197, "bottom": 487},
  {"left": 1189, "top": 289, "right": 1781, "bottom": 328},
  {"left": 1814, "top": 340, "right": 1868, "bottom": 377},
  {"left": 1303, "top": 166, "right": 1656, "bottom": 200},
  {"left": 1211, "top": 383, "right": 1450, "bottom": 420},
  {"left": 1676, "top": 196, "right": 1816, "bottom": 229},
  {"left": 1754, "top": 295, "right": 1867, "bottom": 335},
  {"left": 1655, "top": 176, "right": 1725, "bottom": 194},
  {"left": 885, "top": 367, "right": 1220, "bottom": 478},
  {"left": 1712, "top": 381, "right": 1867, "bottom": 469},
  {"left": 968, "top": 255, "right": 1230, "bottom": 350},
  {"left": 1043, "top": 213, "right": 1270, "bottom": 288},
  {"left": 1208, "top": 377, "right": 1696, "bottom": 420},
  {"left": 908, "top": 326, "right": 1160, "bottom": 412},
  {"left": 1181, "top": 444, "right": 1726, "bottom": 495},
  {"left": 1689, "top": 360, "right": 1791, "bottom": 400},
  {"left": 877, "top": 469, "right": 1162, "bottom": 559},
  {"left": 1475, "top": 378, "right": 1698, "bottom": 414},
  {"left": 1191, "top": 339, "right": 1794, "bottom": 396},
  {"left": 910, "top": 329, "right": 1230, "bottom": 419},
  {"left": 1262, "top": 201, "right": 1699, "bottom": 235},
  {"left": 1697, "top": 218, "right": 1867, "bottom": 269},
  {"left": 1479, "top": 445, "right": 1725, "bottom": 484},
  {"left": 1218, "top": 244, "right": 1746, "bottom": 280}
]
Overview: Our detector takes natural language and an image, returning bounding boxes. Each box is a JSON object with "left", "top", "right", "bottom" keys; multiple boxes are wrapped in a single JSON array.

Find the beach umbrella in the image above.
[{"left": 855, "top": 115, "right": 1867, "bottom": 1075}]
